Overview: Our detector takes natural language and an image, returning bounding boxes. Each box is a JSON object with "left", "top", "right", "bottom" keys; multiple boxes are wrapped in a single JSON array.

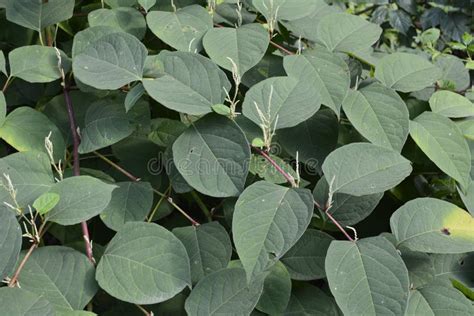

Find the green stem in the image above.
[
  {"left": 147, "top": 186, "right": 170, "bottom": 223},
  {"left": 191, "top": 190, "right": 212, "bottom": 222}
]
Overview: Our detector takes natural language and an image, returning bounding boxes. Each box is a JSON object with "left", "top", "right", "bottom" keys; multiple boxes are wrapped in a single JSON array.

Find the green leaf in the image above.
[
  {"left": 242, "top": 76, "right": 321, "bottom": 129},
  {"left": 256, "top": 261, "right": 291, "bottom": 315},
  {"left": 184, "top": 267, "right": 265, "bottom": 315},
  {"left": 73, "top": 32, "right": 147, "bottom": 90},
  {"left": 78, "top": 98, "right": 134, "bottom": 153},
  {"left": 0, "top": 91, "right": 6, "bottom": 127},
  {"left": 96, "top": 222, "right": 191, "bottom": 304},
  {"left": 282, "top": 283, "right": 340, "bottom": 315},
  {"left": 375, "top": 53, "right": 442, "bottom": 92},
  {"left": 409, "top": 111, "right": 471, "bottom": 189},
  {"left": 32, "top": 192, "right": 60, "bottom": 215},
  {"left": 124, "top": 83, "right": 145, "bottom": 112},
  {"left": 88, "top": 7, "right": 146, "bottom": 39},
  {"left": 172, "top": 222, "right": 232, "bottom": 284},
  {"left": 100, "top": 181, "right": 153, "bottom": 231},
  {"left": 9, "top": 46, "right": 70, "bottom": 83},
  {"left": 316, "top": 13, "right": 382, "bottom": 53},
  {"left": 0, "top": 50, "right": 6, "bottom": 76},
  {"left": 249, "top": 154, "right": 298, "bottom": 185},
  {"left": 0, "top": 107, "right": 65, "bottom": 162},
  {"left": 211, "top": 103, "right": 231, "bottom": 116},
  {"left": 281, "top": 0, "right": 337, "bottom": 42},
  {"left": 148, "top": 118, "right": 187, "bottom": 147},
  {"left": 431, "top": 253, "right": 474, "bottom": 287},
  {"left": 172, "top": 114, "right": 250, "bottom": 197},
  {"left": 143, "top": 51, "right": 231, "bottom": 115},
  {"left": 279, "top": 109, "right": 338, "bottom": 169},
  {"left": 429, "top": 90, "right": 474, "bottom": 118},
  {"left": 459, "top": 182, "right": 474, "bottom": 215},
  {"left": 280, "top": 229, "right": 334, "bottom": 280},
  {"left": 325, "top": 236, "right": 410, "bottom": 315},
  {"left": 72, "top": 26, "right": 120, "bottom": 58},
  {"left": 390, "top": 197, "right": 474, "bottom": 253},
  {"left": 233, "top": 181, "right": 314, "bottom": 281},
  {"left": 46, "top": 176, "right": 117, "bottom": 225},
  {"left": 17, "top": 246, "right": 98, "bottom": 312},
  {"left": 322, "top": 142, "right": 412, "bottom": 196},
  {"left": 138, "top": 0, "right": 156, "bottom": 11},
  {"left": 342, "top": 83, "right": 410, "bottom": 152},
  {"left": 313, "top": 176, "right": 383, "bottom": 226},
  {"left": 6, "top": 0, "right": 74, "bottom": 32},
  {"left": 203, "top": 24, "right": 269, "bottom": 78},
  {"left": 0, "top": 287, "right": 54, "bottom": 316},
  {"left": 406, "top": 283, "right": 474, "bottom": 315},
  {"left": 283, "top": 47, "right": 350, "bottom": 116},
  {"left": 401, "top": 250, "right": 435, "bottom": 289},
  {"left": 252, "top": 0, "right": 318, "bottom": 21},
  {"left": 0, "top": 210, "right": 21, "bottom": 280},
  {"left": 147, "top": 5, "right": 212, "bottom": 53},
  {"left": 0, "top": 151, "right": 54, "bottom": 208}
]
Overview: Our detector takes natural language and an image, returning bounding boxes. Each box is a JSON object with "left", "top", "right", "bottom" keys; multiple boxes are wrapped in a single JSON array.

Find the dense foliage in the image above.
[{"left": 0, "top": 0, "right": 473, "bottom": 315}]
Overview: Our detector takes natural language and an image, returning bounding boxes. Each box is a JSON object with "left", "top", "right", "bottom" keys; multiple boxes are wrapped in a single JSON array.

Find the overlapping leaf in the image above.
[
  {"left": 390, "top": 198, "right": 474, "bottom": 253},
  {"left": 233, "top": 181, "right": 314, "bottom": 281}
]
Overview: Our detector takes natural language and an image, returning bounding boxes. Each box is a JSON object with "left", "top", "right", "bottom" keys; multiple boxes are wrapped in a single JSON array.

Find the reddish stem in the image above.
[
  {"left": 63, "top": 84, "right": 95, "bottom": 264},
  {"left": 269, "top": 41, "right": 295, "bottom": 55},
  {"left": 252, "top": 146, "right": 297, "bottom": 187},
  {"left": 8, "top": 243, "right": 38, "bottom": 287},
  {"left": 314, "top": 202, "right": 355, "bottom": 242}
]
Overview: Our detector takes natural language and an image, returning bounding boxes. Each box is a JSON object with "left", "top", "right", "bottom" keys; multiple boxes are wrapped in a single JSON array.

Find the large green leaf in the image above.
[
  {"left": 0, "top": 210, "right": 21, "bottom": 280},
  {"left": 172, "top": 114, "right": 250, "bottom": 197},
  {"left": 409, "top": 111, "right": 471, "bottom": 189},
  {"left": 278, "top": 109, "right": 338, "bottom": 169},
  {"left": 147, "top": 5, "right": 212, "bottom": 52},
  {"left": 322, "top": 142, "right": 412, "bottom": 196},
  {"left": 280, "top": 229, "right": 334, "bottom": 280},
  {"left": 429, "top": 90, "right": 474, "bottom": 118},
  {"left": 316, "top": 13, "right": 382, "bottom": 53},
  {"left": 256, "top": 261, "right": 291, "bottom": 315},
  {"left": 9, "top": 46, "right": 70, "bottom": 83},
  {"left": 148, "top": 118, "right": 187, "bottom": 147},
  {"left": 72, "top": 26, "right": 120, "bottom": 58},
  {"left": 46, "top": 176, "right": 117, "bottom": 225},
  {"left": 143, "top": 51, "right": 231, "bottom": 115},
  {"left": 203, "top": 24, "right": 269, "bottom": 78},
  {"left": 282, "top": 283, "right": 340, "bottom": 315},
  {"left": 172, "top": 222, "right": 232, "bottom": 284},
  {"left": 401, "top": 251, "right": 435, "bottom": 289},
  {"left": 325, "top": 236, "right": 410, "bottom": 316},
  {"left": 96, "top": 222, "right": 191, "bottom": 304},
  {"left": 252, "top": 0, "right": 318, "bottom": 21},
  {"left": 242, "top": 76, "right": 321, "bottom": 129},
  {"left": 0, "top": 107, "right": 65, "bottom": 162},
  {"left": 0, "top": 151, "right": 54, "bottom": 208},
  {"left": 313, "top": 176, "right": 384, "bottom": 226},
  {"left": 283, "top": 47, "right": 350, "bottom": 115},
  {"left": 88, "top": 7, "right": 146, "bottom": 39},
  {"left": 78, "top": 98, "right": 134, "bottom": 153},
  {"left": 375, "top": 53, "right": 442, "bottom": 92},
  {"left": 390, "top": 198, "right": 474, "bottom": 253},
  {"left": 184, "top": 267, "right": 264, "bottom": 315},
  {"left": 233, "top": 181, "right": 314, "bottom": 281},
  {"left": 17, "top": 246, "right": 98, "bottom": 312},
  {"left": 342, "top": 83, "right": 410, "bottom": 152},
  {"left": 100, "top": 181, "right": 153, "bottom": 231},
  {"left": 405, "top": 283, "right": 474, "bottom": 315},
  {"left": 0, "top": 287, "right": 54, "bottom": 316},
  {"left": 281, "top": 0, "right": 338, "bottom": 42},
  {"left": 6, "top": 0, "right": 74, "bottom": 32},
  {"left": 73, "top": 32, "right": 147, "bottom": 90}
]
